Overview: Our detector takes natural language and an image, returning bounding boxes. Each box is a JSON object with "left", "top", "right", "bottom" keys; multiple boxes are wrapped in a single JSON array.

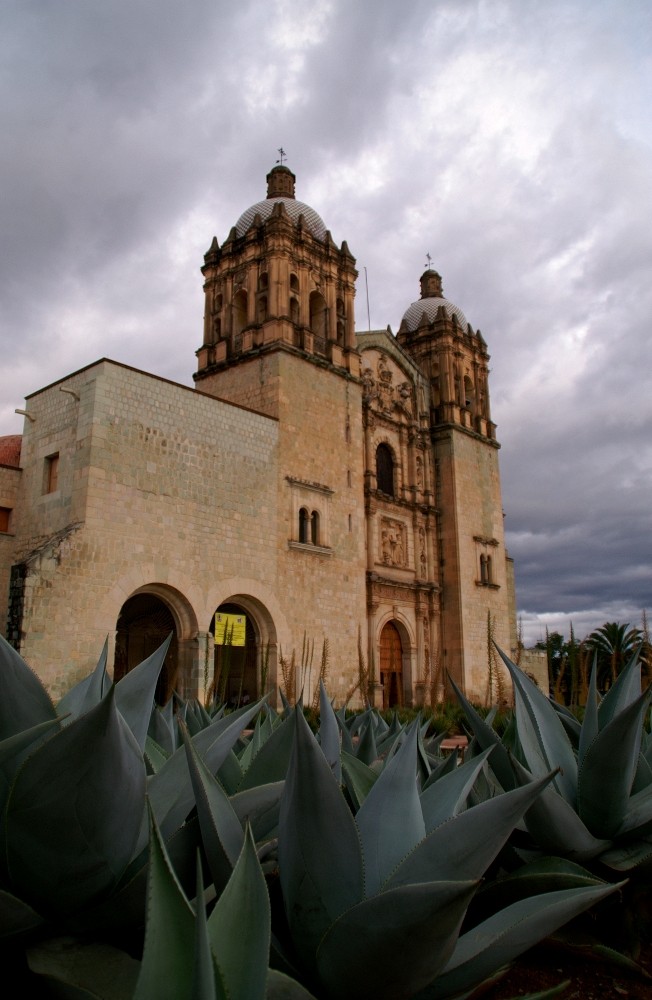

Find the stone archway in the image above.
[
  {"left": 208, "top": 596, "right": 277, "bottom": 706},
  {"left": 113, "top": 585, "right": 197, "bottom": 703},
  {"left": 380, "top": 620, "right": 404, "bottom": 709}
]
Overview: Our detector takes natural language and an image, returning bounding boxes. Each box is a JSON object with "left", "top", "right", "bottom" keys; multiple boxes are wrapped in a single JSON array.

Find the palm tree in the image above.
[{"left": 584, "top": 621, "right": 642, "bottom": 690}]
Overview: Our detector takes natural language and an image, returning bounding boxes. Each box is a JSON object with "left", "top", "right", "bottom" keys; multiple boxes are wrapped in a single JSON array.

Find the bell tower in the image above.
[{"left": 194, "top": 164, "right": 360, "bottom": 415}]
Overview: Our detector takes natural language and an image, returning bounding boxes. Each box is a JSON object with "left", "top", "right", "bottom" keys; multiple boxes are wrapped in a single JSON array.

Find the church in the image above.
[{"left": 0, "top": 163, "right": 516, "bottom": 707}]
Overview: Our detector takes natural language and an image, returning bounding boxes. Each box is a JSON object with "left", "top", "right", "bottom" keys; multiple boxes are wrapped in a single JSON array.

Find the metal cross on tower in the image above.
[
  {"left": 425, "top": 252, "right": 432, "bottom": 269},
  {"left": 276, "top": 147, "right": 287, "bottom": 165}
]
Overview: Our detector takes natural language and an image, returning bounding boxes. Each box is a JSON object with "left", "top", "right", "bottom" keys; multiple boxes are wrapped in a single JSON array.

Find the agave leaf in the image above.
[
  {"left": 428, "top": 882, "right": 623, "bottom": 999},
  {"left": 144, "top": 735, "right": 169, "bottom": 774},
  {"left": 266, "top": 967, "right": 319, "bottom": 998},
  {"left": 578, "top": 660, "right": 600, "bottom": 768},
  {"left": 510, "top": 756, "right": 611, "bottom": 861},
  {"left": 180, "top": 720, "right": 244, "bottom": 894},
  {"left": 448, "top": 674, "right": 516, "bottom": 792},
  {"left": 577, "top": 685, "right": 652, "bottom": 837},
  {"left": 0, "top": 887, "right": 44, "bottom": 938},
  {"left": 421, "top": 748, "right": 459, "bottom": 791},
  {"left": 278, "top": 709, "right": 364, "bottom": 975},
  {"left": 145, "top": 697, "right": 265, "bottom": 848},
  {"left": 115, "top": 635, "right": 172, "bottom": 750},
  {"left": 316, "top": 880, "right": 478, "bottom": 1000},
  {"left": 470, "top": 856, "right": 610, "bottom": 923},
  {"left": 237, "top": 711, "right": 296, "bottom": 792},
  {"left": 386, "top": 773, "right": 555, "bottom": 890},
  {"left": 191, "top": 855, "right": 226, "bottom": 1000},
  {"left": 617, "top": 780, "right": 652, "bottom": 836},
  {"left": 183, "top": 700, "right": 205, "bottom": 737},
  {"left": 598, "top": 650, "right": 643, "bottom": 729},
  {"left": 230, "top": 781, "right": 284, "bottom": 843},
  {"left": 6, "top": 686, "right": 146, "bottom": 916},
  {"left": 57, "top": 639, "right": 110, "bottom": 723},
  {"left": 599, "top": 834, "right": 652, "bottom": 871},
  {"left": 420, "top": 748, "right": 493, "bottom": 832},
  {"left": 341, "top": 750, "right": 379, "bottom": 810},
  {"left": 318, "top": 680, "right": 342, "bottom": 784},
  {"left": 0, "top": 634, "right": 58, "bottom": 739},
  {"left": 0, "top": 716, "right": 63, "bottom": 817},
  {"left": 207, "top": 825, "right": 270, "bottom": 1000},
  {"left": 497, "top": 647, "right": 577, "bottom": 804},
  {"left": 356, "top": 722, "right": 426, "bottom": 896},
  {"left": 133, "top": 804, "right": 196, "bottom": 1000},
  {"left": 355, "top": 714, "right": 379, "bottom": 764},
  {"left": 336, "top": 712, "right": 355, "bottom": 755},
  {"left": 26, "top": 937, "right": 140, "bottom": 1000},
  {"left": 217, "top": 748, "right": 244, "bottom": 794}
]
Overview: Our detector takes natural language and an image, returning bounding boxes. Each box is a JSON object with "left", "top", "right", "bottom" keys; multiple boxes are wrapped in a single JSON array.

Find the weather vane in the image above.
[
  {"left": 276, "top": 147, "right": 287, "bottom": 166},
  {"left": 425, "top": 252, "right": 432, "bottom": 270}
]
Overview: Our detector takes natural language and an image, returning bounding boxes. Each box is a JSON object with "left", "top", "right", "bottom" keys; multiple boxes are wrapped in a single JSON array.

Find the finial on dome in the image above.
[
  {"left": 420, "top": 268, "right": 443, "bottom": 299},
  {"left": 267, "top": 151, "right": 296, "bottom": 199}
]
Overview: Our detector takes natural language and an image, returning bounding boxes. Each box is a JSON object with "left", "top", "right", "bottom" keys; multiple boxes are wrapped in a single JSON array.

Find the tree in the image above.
[{"left": 584, "top": 621, "right": 642, "bottom": 691}]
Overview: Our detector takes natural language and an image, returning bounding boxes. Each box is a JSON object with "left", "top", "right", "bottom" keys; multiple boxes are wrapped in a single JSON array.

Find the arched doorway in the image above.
[
  {"left": 380, "top": 621, "right": 403, "bottom": 709},
  {"left": 210, "top": 602, "right": 259, "bottom": 706},
  {"left": 114, "top": 593, "right": 179, "bottom": 703}
]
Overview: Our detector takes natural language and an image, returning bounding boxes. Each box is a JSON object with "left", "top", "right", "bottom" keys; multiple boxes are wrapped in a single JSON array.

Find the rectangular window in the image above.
[
  {"left": 44, "top": 453, "right": 59, "bottom": 494},
  {"left": 0, "top": 506, "right": 11, "bottom": 532}
]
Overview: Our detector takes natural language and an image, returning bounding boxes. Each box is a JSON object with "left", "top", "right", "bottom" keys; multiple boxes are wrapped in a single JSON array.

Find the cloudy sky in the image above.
[{"left": 1, "top": 0, "right": 650, "bottom": 645}]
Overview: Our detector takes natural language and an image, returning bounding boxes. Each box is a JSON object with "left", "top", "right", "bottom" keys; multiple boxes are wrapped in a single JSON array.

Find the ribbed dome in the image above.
[
  {"left": 235, "top": 198, "right": 327, "bottom": 241},
  {"left": 401, "top": 297, "right": 468, "bottom": 332}
]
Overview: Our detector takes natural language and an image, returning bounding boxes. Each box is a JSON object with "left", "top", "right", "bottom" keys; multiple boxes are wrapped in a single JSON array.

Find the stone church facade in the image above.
[{"left": 0, "top": 164, "right": 516, "bottom": 707}]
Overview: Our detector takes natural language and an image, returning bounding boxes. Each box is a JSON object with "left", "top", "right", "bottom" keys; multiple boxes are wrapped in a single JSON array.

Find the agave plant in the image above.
[
  {"left": 274, "top": 705, "right": 620, "bottom": 1000},
  {"left": 453, "top": 646, "right": 652, "bottom": 872}
]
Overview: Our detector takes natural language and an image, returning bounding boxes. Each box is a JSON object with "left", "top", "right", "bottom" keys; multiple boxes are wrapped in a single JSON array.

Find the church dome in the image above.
[
  {"left": 234, "top": 164, "right": 328, "bottom": 242},
  {"left": 400, "top": 269, "right": 468, "bottom": 332}
]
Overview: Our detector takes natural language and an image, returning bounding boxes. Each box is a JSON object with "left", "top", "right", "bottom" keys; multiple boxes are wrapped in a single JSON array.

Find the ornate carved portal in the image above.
[{"left": 379, "top": 621, "right": 403, "bottom": 709}]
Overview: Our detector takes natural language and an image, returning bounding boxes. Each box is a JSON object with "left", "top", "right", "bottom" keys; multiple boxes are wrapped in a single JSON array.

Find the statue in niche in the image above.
[
  {"left": 380, "top": 518, "right": 407, "bottom": 568},
  {"left": 419, "top": 526, "right": 427, "bottom": 577},
  {"left": 416, "top": 455, "right": 424, "bottom": 489}
]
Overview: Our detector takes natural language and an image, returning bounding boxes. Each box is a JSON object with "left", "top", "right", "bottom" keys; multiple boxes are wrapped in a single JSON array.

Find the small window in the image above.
[
  {"left": 299, "top": 507, "right": 309, "bottom": 544},
  {"left": 0, "top": 506, "right": 11, "bottom": 532},
  {"left": 290, "top": 273, "right": 299, "bottom": 292},
  {"left": 376, "top": 444, "right": 394, "bottom": 497},
  {"left": 258, "top": 273, "right": 269, "bottom": 291},
  {"left": 310, "top": 510, "right": 320, "bottom": 545},
  {"left": 44, "top": 453, "right": 59, "bottom": 494},
  {"left": 479, "top": 554, "right": 493, "bottom": 586}
]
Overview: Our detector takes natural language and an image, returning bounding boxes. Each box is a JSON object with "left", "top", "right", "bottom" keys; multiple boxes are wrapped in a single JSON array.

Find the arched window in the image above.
[
  {"left": 290, "top": 296, "right": 299, "bottom": 324},
  {"left": 299, "top": 507, "right": 309, "bottom": 544},
  {"left": 309, "top": 291, "right": 327, "bottom": 341},
  {"left": 233, "top": 289, "right": 248, "bottom": 337},
  {"left": 310, "top": 510, "right": 320, "bottom": 545},
  {"left": 257, "top": 295, "right": 267, "bottom": 324},
  {"left": 258, "top": 273, "right": 269, "bottom": 291},
  {"left": 464, "top": 375, "right": 475, "bottom": 411},
  {"left": 376, "top": 444, "right": 394, "bottom": 497}
]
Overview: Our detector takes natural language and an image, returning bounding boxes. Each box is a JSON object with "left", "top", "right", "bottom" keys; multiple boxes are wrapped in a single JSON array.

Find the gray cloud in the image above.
[{"left": 1, "top": 0, "right": 650, "bottom": 645}]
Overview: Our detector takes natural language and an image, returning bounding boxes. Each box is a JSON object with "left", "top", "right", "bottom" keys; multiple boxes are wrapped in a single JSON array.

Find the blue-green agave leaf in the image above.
[
  {"left": 0, "top": 634, "right": 58, "bottom": 739},
  {"left": 316, "top": 880, "right": 478, "bottom": 1000},
  {"left": 420, "top": 748, "right": 493, "bottom": 832},
  {"left": 510, "top": 756, "right": 611, "bottom": 861},
  {"left": 341, "top": 750, "right": 379, "bottom": 810},
  {"left": 421, "top": 748, "right": 459, "bottom": 791},
  {"left": 0, "top": 887, "right": 44, "bottom": 938},
  {"left": 278, "top": 709, "right": 364, "bottom": 975},
  {"left": 180, "top": 720, "right": 244, "bottom": 894},
  {"left": 144, "top": 735, "right": 169, "bottom": 774},
  {"left": 57, "top": 639, "right": 110, "bottom": 723},
  {"left": 336, "top": 712, "right": 355, "bottom": 755},
  {"left": 217, "top": 748, "right": 244, "bottom": 793},
  {"left": 145, "top": 697, "right": 265, "bottom": 847},
  {"left": 448, "top": 674, "right": 516, "bottom": 792},
  {"left": 6, "top": 685, "right": 146, "bottom": 916},
  {"left": 598, "top": 651, "right": 643, "bottom": 729},
  {"left": 238, "top": 711, "right": 296, "bottom": 792},
  {"left": 26, "top": 937, "right": 140, "bottom": 1000},
  {"left": 230, "top": 780, "right": 284, "bottom": 843},
  {"left": 355, "top": 714, "right": 379, "bottom": 764},
  {"left": 318, "top": 680, "right": 341, "bottom": 784},
  {"left": 266, "top": 968, "right": 319, "bottom": 998},
  {"left": 115, "top": 635, "right": 172, "bottom": 750},
  {"left": 578, "top": 685, "right": 652, "bottom": 837},
  {"left": 578, "top": 660, "right": 599, "bottom": 768},
  {"left": 497, "top": 647, "right": 577, "bottom": 804},
  {"left": 599, "top": 834, "right": 652, "bottom": 870},
  {"left": 0, "top": 716, "right": 63, "bottom": 815},
  {"left": 207, "top": 825, "right": 270, "bottom": 1000},
  {"left": 191, "top": 855, "right": 226, "bottom": 1000},
  {"left": 386, "top": 773, "right": 555, "bottom": 890},
  {"left": 133, "top": 803, "right": 196, "bottom": 1000},
  {"left": 619, "top": 779, "right": 652, "bottom": 836},
  {"left": 356, "top": 722, "right": 425, "bottom": 896},
  {"left": 428, "top": 881, "right": 624, "bottom": 999},
  {"left": 471, "top": 856, "right": 611, "bottom": 920}
]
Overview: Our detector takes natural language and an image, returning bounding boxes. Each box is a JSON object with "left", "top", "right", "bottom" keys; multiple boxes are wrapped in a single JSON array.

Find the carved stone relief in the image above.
[
  {"left": 362, "top": 353, "right": 414, "bottom": 419},
  {"left": 379, "top": 517, "right": 408, "bottom": 568}
]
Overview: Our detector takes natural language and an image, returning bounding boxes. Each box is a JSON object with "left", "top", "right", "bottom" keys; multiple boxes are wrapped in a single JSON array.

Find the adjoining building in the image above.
[{"left": 0, "top": 164, "right": 516, "bottom": 706}]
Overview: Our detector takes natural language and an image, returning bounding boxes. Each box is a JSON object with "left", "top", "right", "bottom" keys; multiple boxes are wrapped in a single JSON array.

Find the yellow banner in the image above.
[{"left": 214, "top": 612, "right": 246, "bottom": 647}]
